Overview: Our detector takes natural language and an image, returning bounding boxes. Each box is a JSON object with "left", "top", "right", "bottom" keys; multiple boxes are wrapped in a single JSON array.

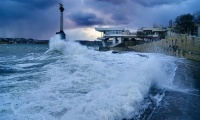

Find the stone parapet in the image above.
[{"left": 128, "top": 35, "right": 200, "bottom": 61}]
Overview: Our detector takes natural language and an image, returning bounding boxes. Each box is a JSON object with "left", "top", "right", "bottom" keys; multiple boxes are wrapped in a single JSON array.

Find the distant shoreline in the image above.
[
  {"left": 0, "top": 38, "right": 103, "bottom": 46},
  {"left": 0, "top": 38, "right": 49, "bottom": 44}
]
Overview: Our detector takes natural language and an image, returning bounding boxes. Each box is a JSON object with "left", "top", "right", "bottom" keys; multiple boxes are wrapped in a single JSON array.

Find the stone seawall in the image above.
[
  {"left": 128, "top": 35, "right": 200, "bottom": 61},
  {"left": 76, "top": 40, "right": 102, "bottom": 46}
]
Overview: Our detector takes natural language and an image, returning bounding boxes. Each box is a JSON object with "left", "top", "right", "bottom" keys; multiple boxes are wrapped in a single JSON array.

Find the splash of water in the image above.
[
  {"left": 3, "top": 36, "right": 179, "bottom": 120},
  {"left": 46, "top": 34, "right": 88, "bottom": 55}
]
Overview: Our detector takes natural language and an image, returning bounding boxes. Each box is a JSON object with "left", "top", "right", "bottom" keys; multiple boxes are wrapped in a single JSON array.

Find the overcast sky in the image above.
[{"left": 0, "top": 0, "right": 199, "bottom": 40}]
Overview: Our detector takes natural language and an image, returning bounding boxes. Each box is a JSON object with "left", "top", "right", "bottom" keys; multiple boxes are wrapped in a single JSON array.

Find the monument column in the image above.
[
  {"left": 59, "top": 3, "right": 64, "bottom": 32},
  {"left": 56, "top": 3, "right": 66, "bottom": 40}
]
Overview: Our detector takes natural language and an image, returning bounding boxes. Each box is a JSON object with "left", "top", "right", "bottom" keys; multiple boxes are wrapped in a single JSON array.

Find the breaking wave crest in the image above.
[{"left": 5, "top": 35, "right": 178, "bottom": 120}]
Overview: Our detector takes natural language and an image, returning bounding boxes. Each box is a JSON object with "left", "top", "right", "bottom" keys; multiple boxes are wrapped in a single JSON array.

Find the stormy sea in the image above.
[{"left": 0, "top": 35, "right": 200, "bottom": 120}]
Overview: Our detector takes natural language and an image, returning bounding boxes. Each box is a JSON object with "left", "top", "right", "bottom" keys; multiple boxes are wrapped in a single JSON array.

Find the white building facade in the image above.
[
  {"left": 95, "top": 28, "right": 136, "bottom": 47},
  {"left": 138, "top": 26, "right": 167, "bottom": 40}
]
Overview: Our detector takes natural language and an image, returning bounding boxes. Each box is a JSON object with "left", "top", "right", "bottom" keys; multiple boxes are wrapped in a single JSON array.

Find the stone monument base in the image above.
[{"left": 56, "top": 31, "right": 66, "bottom": 40}]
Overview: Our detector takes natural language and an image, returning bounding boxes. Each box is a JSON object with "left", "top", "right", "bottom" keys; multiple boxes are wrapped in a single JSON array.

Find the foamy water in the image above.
[{"left": 1, "top": 35, "right": 198, "bottom": 120}]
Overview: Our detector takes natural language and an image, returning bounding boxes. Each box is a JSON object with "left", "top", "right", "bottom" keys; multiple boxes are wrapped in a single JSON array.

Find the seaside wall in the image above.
[
  {"left": 76, "top": 40, "right": 102, "bottom": 46},
  {"left": 128, "top": 35, "right": 200, "bottom": 61}
]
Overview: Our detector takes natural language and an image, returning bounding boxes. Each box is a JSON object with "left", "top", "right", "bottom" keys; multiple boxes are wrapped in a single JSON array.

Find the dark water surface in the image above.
[{"left": 144, "top": 60, "right": 200, "bottom": 120}]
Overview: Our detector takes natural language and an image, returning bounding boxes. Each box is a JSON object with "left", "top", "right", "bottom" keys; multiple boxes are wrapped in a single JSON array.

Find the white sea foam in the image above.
[
  {"left": 15, "top": 63, "right": 42, "bottom": 68},
  {"left": 4, "top": 36, "right": 179, "bottom": 120},
  {"left": 47, "top": 34, "right": 88, "bottom": 55}
]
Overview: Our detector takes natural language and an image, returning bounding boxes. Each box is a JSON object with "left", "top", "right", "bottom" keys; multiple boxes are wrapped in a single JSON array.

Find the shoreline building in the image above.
[
  {"left": 137, "top": 25, "right": 167, "bottom": 41},
  {"left": 95, "top": 27, "right": 136, "bottom": 47}
]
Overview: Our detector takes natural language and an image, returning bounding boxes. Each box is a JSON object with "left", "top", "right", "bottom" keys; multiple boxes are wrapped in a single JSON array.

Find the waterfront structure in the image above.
[
  {"left": 56, "top": 3, "right": 66, "bottom": 40},
  {"left": 198, "top": 26, "right": 200, "bottom": 37},
  {"left": 137, "top": 25, "right": 167, "bottom": 40},
  {"left": 95, "top": 27, "right": 136, "bottom": 47}
]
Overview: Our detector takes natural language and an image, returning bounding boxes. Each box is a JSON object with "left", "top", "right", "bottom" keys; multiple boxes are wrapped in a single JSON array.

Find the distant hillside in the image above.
[
  {"left": 0, "top": 38, "right": 48, "bottom": 44},
  {"left": 0, "top": 38, "right": 103, "bottom": 47}
]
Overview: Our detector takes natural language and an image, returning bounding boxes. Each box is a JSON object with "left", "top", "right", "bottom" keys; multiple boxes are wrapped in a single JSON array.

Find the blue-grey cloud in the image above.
[
  {"left": 0, "top": 0, "right": 60, "bottom": 21},
  {"left": 84, "top": 0, "right": 198, "bottom": 27},
  {"left": 133, "top": 0, "right": 187, "bottom": 7},
  {"left": 110, "top": 11, "right": 130, "bottom": 24},
  {"left": 0, "top": 0, "right": 199, "bottom": 39},
  {"left": 0, "top": 0, "right": 61, "bottom": 39},
  {"left": 90, "top": 0, "right": 186, "bottom": 6},
  {"left": 96, "top": 0, "right": 128, "bottom": 5},
  {"left": 10, "top": 0, "right": 59, "bottom": 9},
  {"left": 68, "top": 12, "right": 104, "bottom": 26}
]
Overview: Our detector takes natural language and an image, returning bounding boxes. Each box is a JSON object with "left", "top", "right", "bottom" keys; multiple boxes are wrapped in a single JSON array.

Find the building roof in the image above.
[
  {"left": 104, "top": 34, "right": 136, "bottom": 37},
  {"left": 142, "top": 27, "right": 166, "bottom": 32},
  {"left": 95, "top": 27, "right": 125, "bottom": 32}
]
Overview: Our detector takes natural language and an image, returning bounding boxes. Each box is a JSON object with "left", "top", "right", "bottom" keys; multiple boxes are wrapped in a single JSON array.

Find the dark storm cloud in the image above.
[
  {"left": 82, "top": 0, "right": 131, "bottom": 26},
  {"left": 0, "top": 1, "right": 26, "bottom": 22},
  {"left": 68, "top": 12, "right": 104, "bottom": 26},
  {"left": 110, "top": 11, "right": 130, "bottom": 24},
  {"left": 96, "top": 0, "right": 128, "bottom": 5},
  {"left": 9, "top": 0, "right": 59, "bottom": 9},
  {"left": 84, "top": 0, "right": 196, "bottom": 27},
  {"left": 0, "top": 0, "right": 60, "bottom": 21},
  {"left": 133, "top": 0, "right": 187, "bottom": 7},
  {"left": 0, "top": 0, "right": 199, "bottom": 39},
  {"left": 94, "top": 0, "right": 187, "bottom": 7},
  {"left": 0, "top": 0, "right": 61, "bottom": 39}
]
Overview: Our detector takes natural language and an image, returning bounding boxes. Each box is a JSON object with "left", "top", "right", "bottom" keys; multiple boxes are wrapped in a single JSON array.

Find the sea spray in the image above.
[
  {"left": 0, "top": 36, "right": 185, "bottom": 120},
  {"left": 1, "top": 41, "right": 199, "bottom": 120},
  {"left": 34, "top": 37, "right": 179, "bottom": 119},
  {"left": 47, "top": 34, "right": 88, "bottom": 55}
]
